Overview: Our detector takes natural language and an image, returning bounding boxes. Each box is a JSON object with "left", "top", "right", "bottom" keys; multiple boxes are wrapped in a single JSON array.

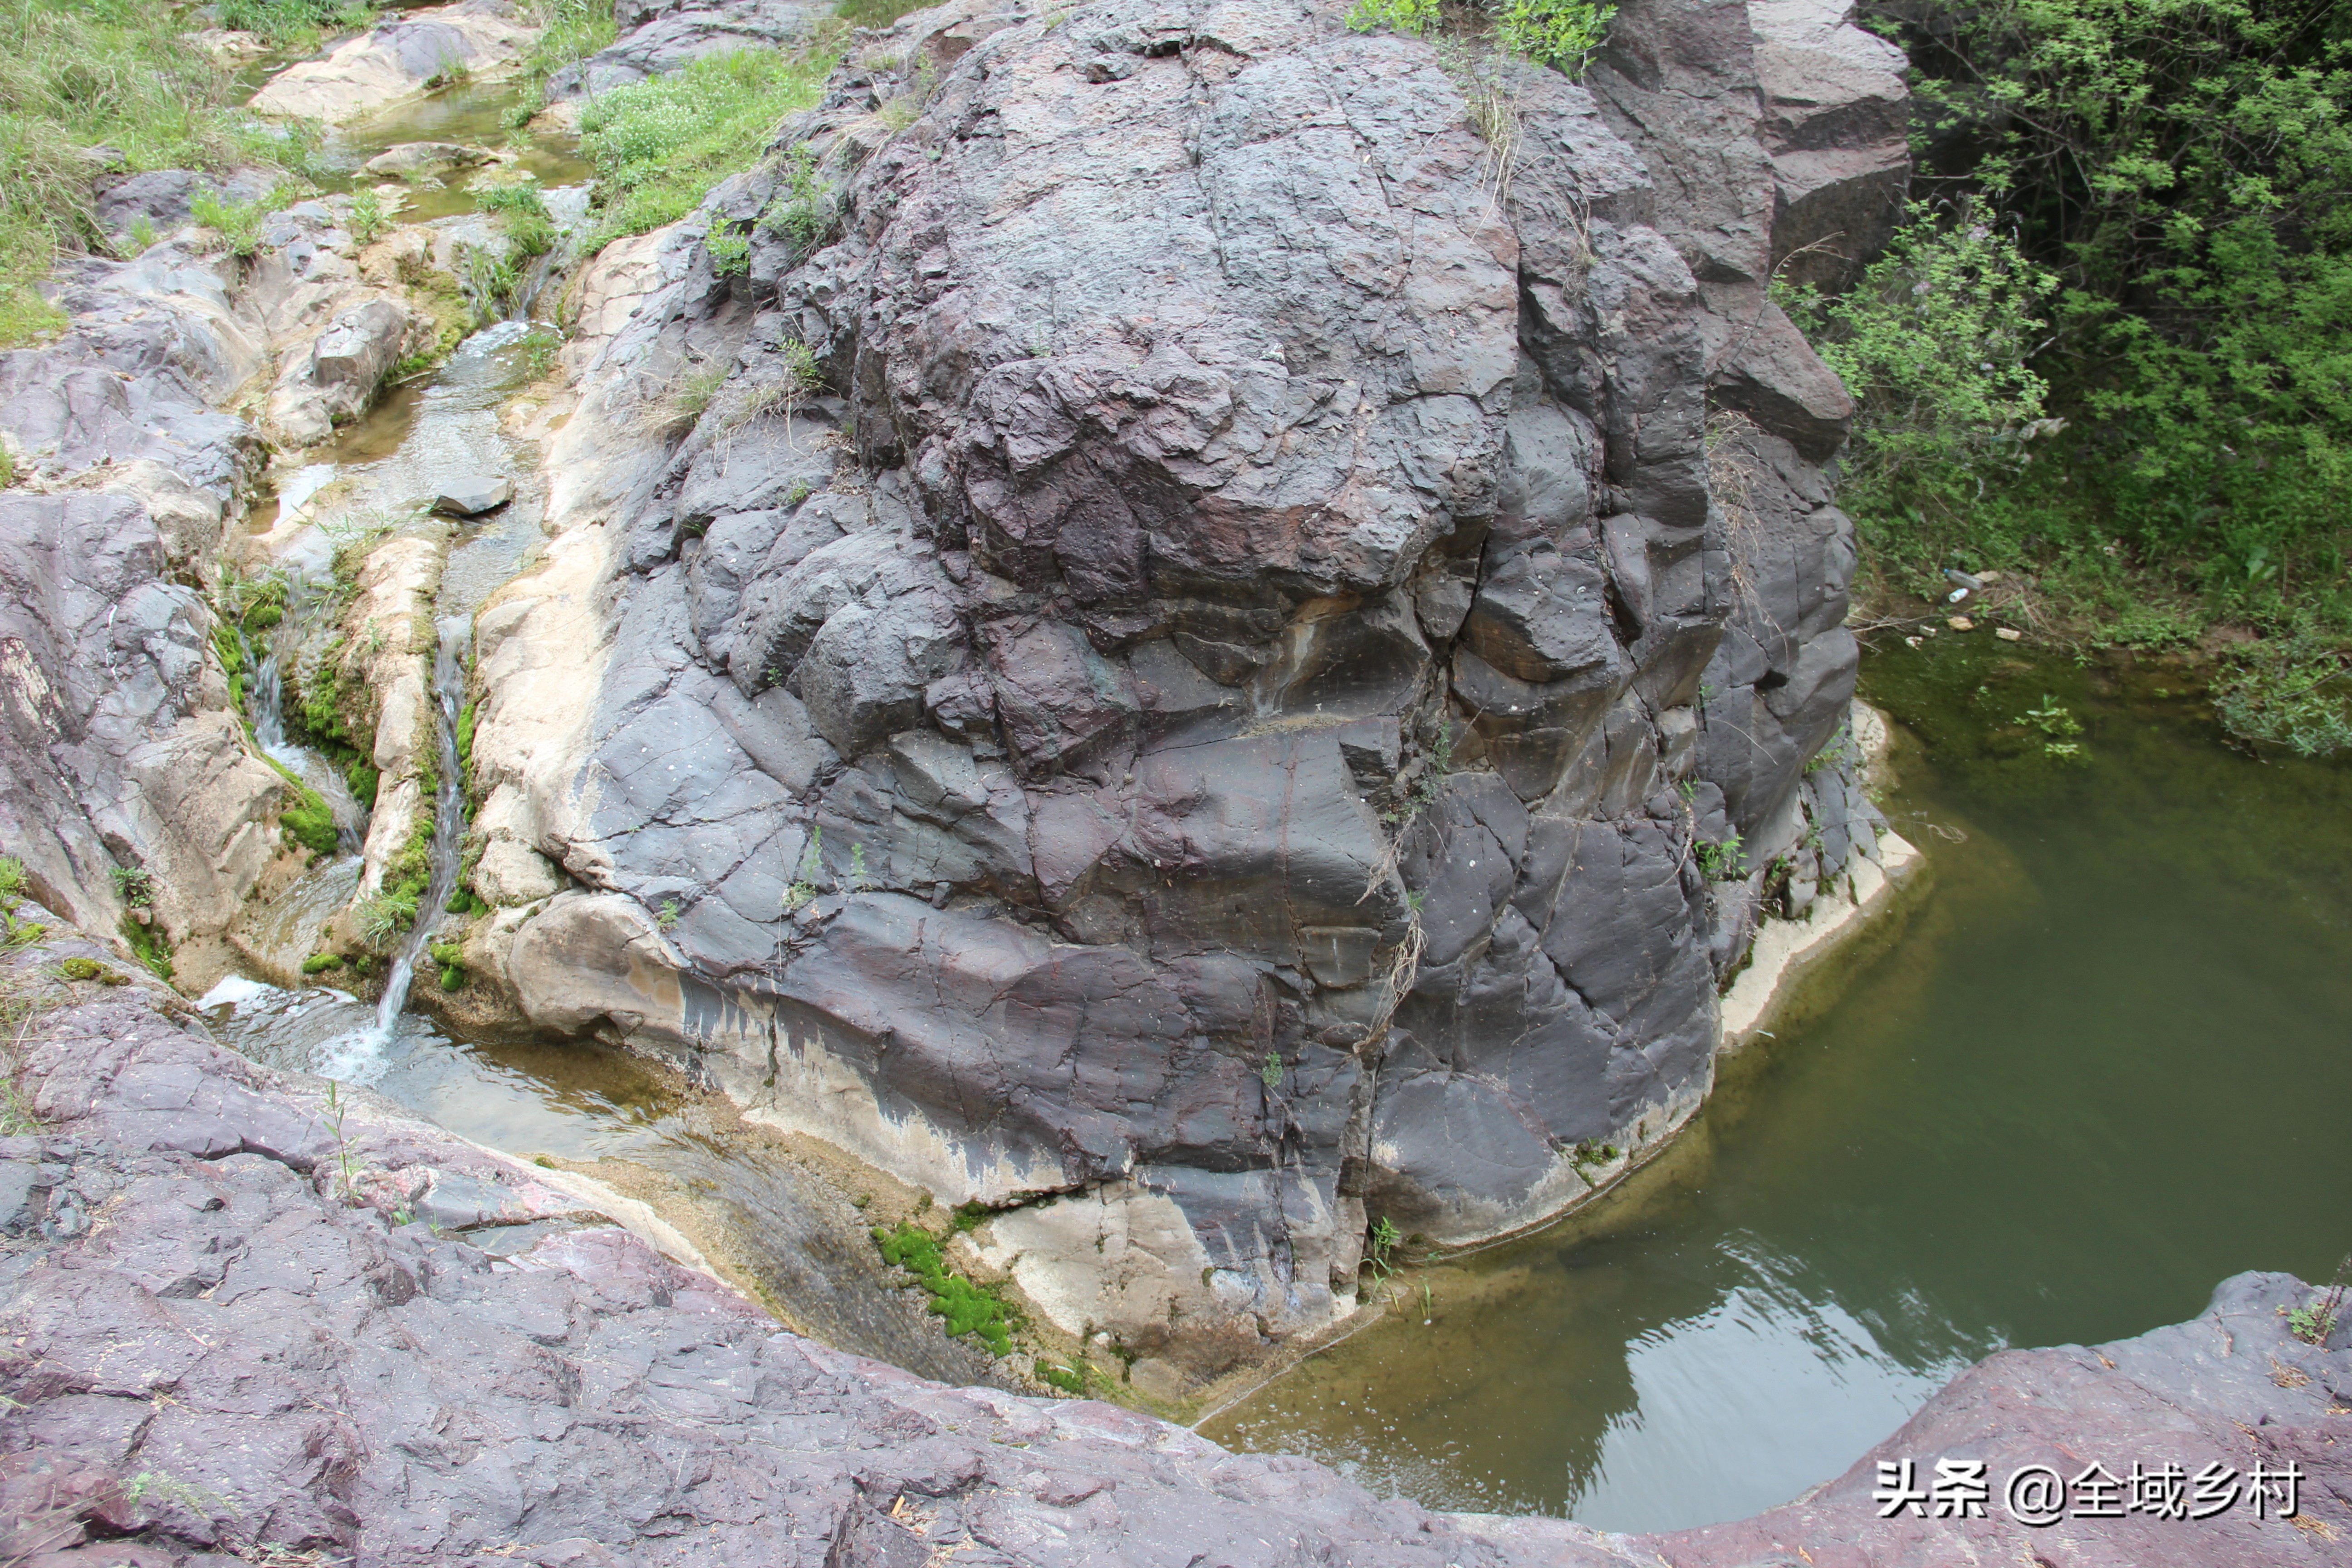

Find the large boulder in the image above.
[{"left": 474, "top": 0, "right": 1899, "bottom": 1384}]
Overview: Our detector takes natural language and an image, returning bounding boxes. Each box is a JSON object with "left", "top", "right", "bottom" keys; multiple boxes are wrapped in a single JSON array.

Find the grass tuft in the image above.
[{"left": 0, "top": 1, "right": 309, "bottom": 348}]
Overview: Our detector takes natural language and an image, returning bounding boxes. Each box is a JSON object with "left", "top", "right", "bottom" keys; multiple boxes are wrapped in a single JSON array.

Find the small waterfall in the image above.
[
  {"left": 244, "top": 612, "right": 367, "bottom": 853},
  {"left": 321, "top": 618, "right": 471, "bottom": 1079}
]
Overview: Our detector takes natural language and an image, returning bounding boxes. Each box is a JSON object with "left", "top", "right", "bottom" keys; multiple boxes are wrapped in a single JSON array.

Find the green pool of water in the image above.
[{"left": 1204, "top": 639, "right": 2352, "bottom": 1532}]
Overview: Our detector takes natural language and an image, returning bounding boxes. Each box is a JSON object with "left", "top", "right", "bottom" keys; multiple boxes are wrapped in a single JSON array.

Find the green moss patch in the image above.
[{"left": 872, "top": 1221, "right": 1015, "bottom": 1357}]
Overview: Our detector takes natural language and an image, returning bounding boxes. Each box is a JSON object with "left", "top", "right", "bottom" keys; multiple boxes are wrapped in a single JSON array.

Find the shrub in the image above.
[
  {"left": 1495, "top": 0, "right": 1613, "bottom": 72},
  {"left": 1346, "top": 0, "right": 1612, "bottom": 74},
  {"left": 1863, "top": 0, "right": 2352, "bottom": 753},
  {"left": 706, "top": 225, "right": 751, "bottom": 275},
  {"left": 1779, "top": 202, "right": 2059, "bottom": 520}
]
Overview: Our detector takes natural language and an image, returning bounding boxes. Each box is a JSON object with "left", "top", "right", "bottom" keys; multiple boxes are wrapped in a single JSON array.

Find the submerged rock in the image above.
[
  {"left": 362, "top": 141, "right": 497, "bottom": 182},
  {"left": 433, "top": 475, "right": 515, "bottom": 517}
]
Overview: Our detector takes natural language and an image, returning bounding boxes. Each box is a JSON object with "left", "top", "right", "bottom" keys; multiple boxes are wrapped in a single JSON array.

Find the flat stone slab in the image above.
[{"left": 432, "top": 475, "right": 512, "bottom": 516}]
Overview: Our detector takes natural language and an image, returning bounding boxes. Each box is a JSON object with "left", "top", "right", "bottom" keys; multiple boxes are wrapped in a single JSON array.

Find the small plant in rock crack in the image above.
[
  {"left": 1569, "top": 1139, "right": 1619, "bottom": 1173},
  {"left": 781, "top": 339, "right": 822, "bottom": 393},
  {"left": 348, "top": 184, "right": 388, "bottom": 245},
  {"left": 782, "top": 827, "right": 823, "bottom": 910},
  {"left": 1037, "top": 1355, "right": 1088, "bottom": 1396},
  {"left": 323, "top": 1080, "right": 359, "bottom": 1204},
  {"left": 1259, "top": 1050, "right": 1284, "bottom": 1091},
  {"left": 1364, "top": 1215, "right": 1403, "bottom": 1288},
  {"left": 109, "top": 866, "right": 153, "bottom": 908},
  {"left": 1694, "top": 832, "right": 1746, "bottom": 882},
  {"left": 706, "top": 225, "right": 752, "bottom": 276},
  {"left": 2287, "top": 1255, "right": 2350, "bottom": 1346},
  {"left": 0, "top": 855, "right": 45, "bottom": 951},
  {"left": 121, "top": 1469, "right": 236, "bottom": 1521},
  {"left": 845, "top": 843, "right": 869, "bottom": 894},
  {"left": 655, "top": 899, "right": 681, "bottom": 931},
  {"left": 356, "top": 889, "right": 418, "bottom": 951},
  {"left": 764, "top": 144, "right": 839, "bottom": 257}
]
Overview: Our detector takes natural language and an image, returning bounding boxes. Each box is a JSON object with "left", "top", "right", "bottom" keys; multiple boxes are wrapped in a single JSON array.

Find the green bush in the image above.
[
  {"left": 578, "top": 47, "right": 833, "bottom": 251},
  {"left": 1494, "top": 0, "right": 1614, "bottom": 71},
  {"left": 1346, "top": 0, "right": 1613, "bottom": 74},
  {"left": 1860, "top": 0, "right": 2352, "bottom": 751},
  {"left": 1779, "top": 203, "right": 2058, "bottom": 520}
]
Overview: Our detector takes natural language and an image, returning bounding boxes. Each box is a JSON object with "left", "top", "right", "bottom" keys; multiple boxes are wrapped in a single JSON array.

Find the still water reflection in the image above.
[{"left": 1206, "top": 641, "right": 2352, "bottom": 1532}]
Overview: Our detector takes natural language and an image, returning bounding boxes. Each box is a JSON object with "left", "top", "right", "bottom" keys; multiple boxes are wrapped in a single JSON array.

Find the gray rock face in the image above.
[
  {"left": 267, "top": 296, "right": 413, "bottom": 448},
  {"left": 0, "top": 233, "right": 283, "bottom": 950},
  {"left": 477, "top": 0, "right": 1896, "bottom": 1379},
  {"left": 2, "top": 945, "right": 2341, "bottom": 1568},
  {"left": 91, "top": 169, "right": 274, "bottom": 245}
]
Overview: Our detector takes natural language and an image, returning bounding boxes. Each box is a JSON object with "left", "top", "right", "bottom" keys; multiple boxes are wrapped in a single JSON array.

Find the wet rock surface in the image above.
[
  {"left": 248, "top": 0, "right": 537, "bottom": 122},
  {"left": 473, "top": 0, "right": 1897, "bottom": 1381},
  {"left": 2, "top": 937, "right": 2343, "bottom": 1567}
]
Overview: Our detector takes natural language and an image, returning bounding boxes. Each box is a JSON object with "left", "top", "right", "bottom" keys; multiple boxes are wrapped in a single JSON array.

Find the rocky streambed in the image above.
[{"left": 0, "top": 0, "right": 2344, "bottom": 1563}]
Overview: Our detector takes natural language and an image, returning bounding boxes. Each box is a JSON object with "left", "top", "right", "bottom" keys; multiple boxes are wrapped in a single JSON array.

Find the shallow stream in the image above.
[{"left": 1205, "top": 640, "right": 2352, "bottom": 1532}]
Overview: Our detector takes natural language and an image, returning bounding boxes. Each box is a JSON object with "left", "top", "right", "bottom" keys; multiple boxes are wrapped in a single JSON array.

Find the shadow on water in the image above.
[{"left": 1205, "top": 639, "right": 2352, "bottom": 1532}]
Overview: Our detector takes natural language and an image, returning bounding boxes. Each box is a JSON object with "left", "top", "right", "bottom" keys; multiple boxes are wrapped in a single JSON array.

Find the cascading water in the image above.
[
  {"left": 318, "top": 618, "right": 470, "bottom": 1080},
  {"left": 245, "top": 620, "right": 366, "bottom": 854}
]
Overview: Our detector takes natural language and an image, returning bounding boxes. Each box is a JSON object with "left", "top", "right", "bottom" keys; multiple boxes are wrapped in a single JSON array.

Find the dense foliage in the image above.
[{"left": 1811, "top": 0, "right": 2352, "bottom": 752}]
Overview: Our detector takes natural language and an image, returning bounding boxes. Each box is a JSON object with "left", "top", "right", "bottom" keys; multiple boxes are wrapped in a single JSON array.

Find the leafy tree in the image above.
[{"left": 1845, "top": 0, "right": 2352, "bottom": 749}]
